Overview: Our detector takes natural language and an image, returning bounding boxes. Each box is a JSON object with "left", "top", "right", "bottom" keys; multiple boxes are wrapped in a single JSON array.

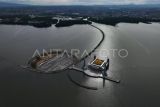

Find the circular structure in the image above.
[{"left": 28, "top": 50, "right": 78, "bottom": 73}]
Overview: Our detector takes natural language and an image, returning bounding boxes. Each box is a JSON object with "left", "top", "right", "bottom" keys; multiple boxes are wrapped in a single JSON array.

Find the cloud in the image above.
[
  {"left": 1, "top": 0, "right": 74, "bottom": 5},
  {"left": 76, "top": 0, "right": 145, "bottom": 4},
  {"left": 1, "top": 0, "right": 160, "bottom": 5}
]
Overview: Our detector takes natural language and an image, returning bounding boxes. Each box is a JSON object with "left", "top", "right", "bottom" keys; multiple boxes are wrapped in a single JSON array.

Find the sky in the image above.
[{"left": 1, "top": 0, "right": 160, "bottom": 5}]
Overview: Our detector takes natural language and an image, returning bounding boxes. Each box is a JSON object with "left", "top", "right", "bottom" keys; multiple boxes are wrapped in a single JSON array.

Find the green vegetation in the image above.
[
  {"left": 55, "top": 20, "right": 92, "bottom": 27},
  {"left": 89, "top": 17, "right": 160, "bottom": 26},
  {"left": 0, "top": 15, "right": 58, "bottom": 28}
]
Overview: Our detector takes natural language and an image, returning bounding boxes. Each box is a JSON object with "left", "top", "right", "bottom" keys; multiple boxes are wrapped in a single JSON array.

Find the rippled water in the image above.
[
  {"left": 0, "top": 24, "right": 101, "bottom": 64},
  {"left": 0, "top": 23, "right": 160, "bottom": 107}
]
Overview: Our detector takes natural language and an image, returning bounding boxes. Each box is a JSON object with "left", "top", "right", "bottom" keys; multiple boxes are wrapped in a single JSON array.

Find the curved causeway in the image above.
[
  {"left": 79, "top": 24, "right": 105, "bottom": 62},
  {"left": 26, "top": 24, "right": 106, "bottom": 73}
]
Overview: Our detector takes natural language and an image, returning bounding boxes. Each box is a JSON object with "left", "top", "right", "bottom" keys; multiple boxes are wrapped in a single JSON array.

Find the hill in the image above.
[{"left": 0, "top": 1, "right": 27, "bottom": 7}]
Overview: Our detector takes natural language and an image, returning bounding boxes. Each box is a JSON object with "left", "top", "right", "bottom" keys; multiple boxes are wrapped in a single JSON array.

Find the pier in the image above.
[{"left": 69, "top": 66, "right": 120, "bottom": 83}]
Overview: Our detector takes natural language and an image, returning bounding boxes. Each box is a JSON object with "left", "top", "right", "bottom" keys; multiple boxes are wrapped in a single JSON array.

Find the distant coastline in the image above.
[
  {"left": 0, "top": 16, "right": 92, "bottom": 28},
  {"left": 1, "top": 4, "right": 160, "bottom": 28},
  {"left": 89, "top": 17, "right": 160, "bottom": 26},
  {"left": 0, "top": 15, "right": 159, "bottom": 28}
]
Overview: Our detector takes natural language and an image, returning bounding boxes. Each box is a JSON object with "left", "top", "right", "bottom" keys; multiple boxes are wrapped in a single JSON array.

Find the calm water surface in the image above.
[{"left": 0, "top": 23, "right": 160, "bottom": 107}]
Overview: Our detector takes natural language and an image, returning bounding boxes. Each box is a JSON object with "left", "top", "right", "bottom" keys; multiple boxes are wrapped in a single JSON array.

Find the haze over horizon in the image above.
[{"left": 0, "top": 0, "right": 160, "bottom": 5}]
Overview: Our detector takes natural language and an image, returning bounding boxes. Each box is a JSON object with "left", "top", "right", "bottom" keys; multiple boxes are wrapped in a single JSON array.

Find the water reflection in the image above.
[
  {"left": 1, "top": 23, "right": 160, "bottom": 106},
  {"left": 0, "top": 24, "right": 102, "bottom": 65}
]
